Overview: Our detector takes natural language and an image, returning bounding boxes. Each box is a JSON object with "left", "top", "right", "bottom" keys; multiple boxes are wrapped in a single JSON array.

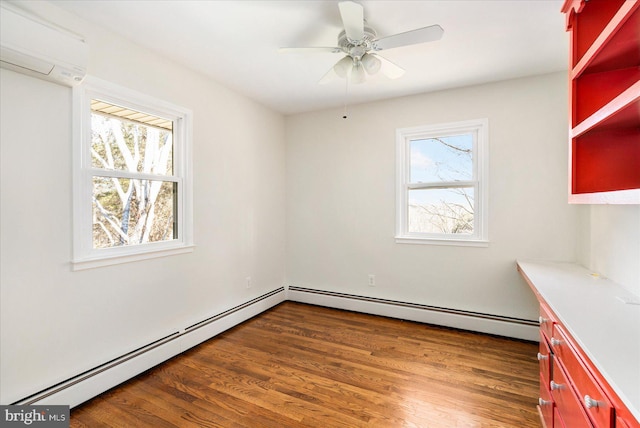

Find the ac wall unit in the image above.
[{"left": 0, "top": 3, "right": 88, "bottom": 86}]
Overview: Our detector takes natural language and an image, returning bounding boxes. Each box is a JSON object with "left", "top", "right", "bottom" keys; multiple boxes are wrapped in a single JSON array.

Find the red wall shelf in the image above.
[{"left": 563, "top": 0, "right": 640, "bottom": 204}]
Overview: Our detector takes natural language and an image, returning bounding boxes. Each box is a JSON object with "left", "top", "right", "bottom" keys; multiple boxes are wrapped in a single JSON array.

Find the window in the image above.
[
  {"left": 73, "top": 77, "right": 193, "bottom": 269},
  {"left": 396, "top": 119, "right": 488, "bottom": 246}
]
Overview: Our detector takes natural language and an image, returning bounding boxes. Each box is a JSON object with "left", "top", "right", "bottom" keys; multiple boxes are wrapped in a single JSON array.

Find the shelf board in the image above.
[
  {"left": 571, "top": 1, "right": 639, "bottom": 79},
  {"left": 571, "top": 81, "right": 640, "bottom": 138},
  {"left": 569, "top": 188, "right": 640, "bottom": 204}
]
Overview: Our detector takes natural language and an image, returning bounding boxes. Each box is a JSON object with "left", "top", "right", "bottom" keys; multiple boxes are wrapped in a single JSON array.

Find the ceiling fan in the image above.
[{"left": 279, "top": 1, "right": 444, "bottom": 84}]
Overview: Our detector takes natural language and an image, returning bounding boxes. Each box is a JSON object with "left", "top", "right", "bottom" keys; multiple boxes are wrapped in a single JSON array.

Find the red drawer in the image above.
[
  {"left": 616, "top": 416, "right": 631, "bottom": 428},
  {"left": 551, "top": 360, "right": 593, "bottom": 427},
  {"left": 539, "top": 330, "right": 552, "bottom": 385},
  {"left": 539, "top": 373, "right": 554, "bottom": 428},
  {"left": 552, "top": 325, "right": 613, "bottom": 428},
  {"left": 555, "top": 407, "right": 567, "bottom": 428},
  {"left": 539, "top": 303, "right": 556, "bottom": 341}
]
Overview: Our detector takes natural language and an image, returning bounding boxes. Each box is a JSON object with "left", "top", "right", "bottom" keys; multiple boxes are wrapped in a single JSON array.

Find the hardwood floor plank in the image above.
[
  {"left": 221, "top": 324, "right": 534, "bottom": 416},
  {"left": 71, "top": 302, "right": 540, "bottom": 427},
  {"left": 191, "top": 341, "right": 411, "bottom": 426},
  {"left": 132, "top": 373, "right": 242, "bottom": 428}
]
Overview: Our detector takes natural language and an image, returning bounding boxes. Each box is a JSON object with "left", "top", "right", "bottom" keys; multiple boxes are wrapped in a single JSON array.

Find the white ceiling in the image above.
[{"left": 53, "top": 0, "right": 569, "bottom": 115}]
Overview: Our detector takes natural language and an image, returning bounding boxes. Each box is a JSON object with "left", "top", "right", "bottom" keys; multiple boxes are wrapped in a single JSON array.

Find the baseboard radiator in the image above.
[
  {"left": 13, "top": 287, "right": 286, "bottom": 408},
  {"left": 287, "top": 286, "right": 538, "bottom": 341},
  {"left": 13, "top": 285, "right": 537, "bottom": 407}
]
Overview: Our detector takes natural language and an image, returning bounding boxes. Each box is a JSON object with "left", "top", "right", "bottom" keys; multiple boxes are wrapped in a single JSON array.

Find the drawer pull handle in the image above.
[
  {"left": 538, "top": 398, "right": 552, "bottom": 406},
  {"left": 537, "top": 352, "right": 548, "bottom": 361},
  {"left": 584, "top": 395, "right": 599, "bottom": 409},
  {"left": 550, "top": 381, "right": 563, "bottom": 391},
  {"left": 551, "top": 338, "right": 563, "bottom": 346},
  {"left": 538, "top": 316, "right": 548, "bottom": 325}
]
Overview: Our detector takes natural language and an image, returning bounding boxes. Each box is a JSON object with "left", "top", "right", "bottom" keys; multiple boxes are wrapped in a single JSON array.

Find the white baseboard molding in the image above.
[
  {"left": 287, "top": 286, "right": 539, "bottom": 341},
  {"left": 15, "top": 288, "right": 286, "bottom": 408}
]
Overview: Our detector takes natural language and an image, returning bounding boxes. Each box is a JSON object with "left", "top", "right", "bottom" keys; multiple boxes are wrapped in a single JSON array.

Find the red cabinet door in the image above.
[
  {"left": 555, "top": 407, "right": 567, "bottom": 428},
  {"left": 539, "top": 373, "right": 554, "bottom": 428},
  {"left": 539, "top": 303, "right": 556, "bottom": 340},
  {"left": 551, "top": 361, "right": 593, "bottom": 427},
  {"left": 552, "top": 326, "right": 614, "bottom": 428},
  {"left": 539, "top": 331, "right": 552, "bottom": 386}
]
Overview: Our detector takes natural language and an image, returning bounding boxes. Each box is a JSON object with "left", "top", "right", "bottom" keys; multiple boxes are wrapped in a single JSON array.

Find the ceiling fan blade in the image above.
[
  {"left": 278, "top": 47, "right": 341, "bottom": 54},
  {"left": 338, "top": 1, "right": 364, "bottom": 41},
  {"left": 374, "top": 54, "right": 405, "bottom": 79},
  {"left": 373, "top": 25, "right": 444, "bottom": 51}
]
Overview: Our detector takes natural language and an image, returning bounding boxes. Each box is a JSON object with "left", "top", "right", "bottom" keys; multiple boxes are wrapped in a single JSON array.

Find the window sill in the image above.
[
  {"left": 72, "top": 245, "right": 195, "bottom": 271},
  {"left": 395, "top": 236, "right": 489, "bottom": 247}
]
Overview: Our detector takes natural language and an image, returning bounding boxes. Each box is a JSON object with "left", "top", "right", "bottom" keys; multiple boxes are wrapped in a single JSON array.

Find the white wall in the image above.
[
  {"left": 285, "top": 72, "right": 580, "bottom": 323},
  {"left": 0, "top": 2, "right": 286, "bottom": 404},
  {"left": 578, "top": 205, "right": 640, "bottom": 296}
]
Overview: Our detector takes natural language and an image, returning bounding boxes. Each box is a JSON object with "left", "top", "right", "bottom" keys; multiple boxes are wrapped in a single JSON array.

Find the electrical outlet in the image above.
[
  {"left": 368, "top": 274, "right": 375, "bottom": 286},
  {"left": 246, "top": 276, "right": 252, "bottom": 289}
]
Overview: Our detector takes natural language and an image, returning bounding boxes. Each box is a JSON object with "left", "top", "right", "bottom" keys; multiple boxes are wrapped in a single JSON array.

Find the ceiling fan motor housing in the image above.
[{"left": 338, "top": 26, "right": 378, "bottom": 60}]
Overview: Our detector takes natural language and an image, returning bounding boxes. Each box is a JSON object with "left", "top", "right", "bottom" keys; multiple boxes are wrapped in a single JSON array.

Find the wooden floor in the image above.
[{"left": 70, "top": 302, "right": 540, "bottom": 427}]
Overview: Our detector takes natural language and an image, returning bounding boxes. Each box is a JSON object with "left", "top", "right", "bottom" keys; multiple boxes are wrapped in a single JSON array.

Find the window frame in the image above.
[
  {"left": 72, "top": 76, "right": 194, "bottom": 270},
  {"left": 395, "top": 118, "right": 489, "bottom": 247}
]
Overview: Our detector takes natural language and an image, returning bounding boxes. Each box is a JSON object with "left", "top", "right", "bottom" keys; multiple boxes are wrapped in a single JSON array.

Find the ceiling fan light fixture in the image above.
[
  {"left": 361, "top": 53, "right": 381, "bottom": 75},
  {"left": 334, "top": 55, "right": 353, "bottom": 78},
  {"left": 351, "top": 61, "right": 366, "bottom": 84}
]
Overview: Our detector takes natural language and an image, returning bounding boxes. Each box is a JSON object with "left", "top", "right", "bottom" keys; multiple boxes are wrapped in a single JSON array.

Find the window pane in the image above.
[
  {"left": 92, "top": 177, "right": 177, "bottom": 248},
  {"left": 410, "top": 134, "right": 473, "bottom": 183},
  {"left": 408, "top": 188, "right": 474, "bottom": 234},
  {"left": 91, "top": 103, "right": 173, "bottom": 175}
]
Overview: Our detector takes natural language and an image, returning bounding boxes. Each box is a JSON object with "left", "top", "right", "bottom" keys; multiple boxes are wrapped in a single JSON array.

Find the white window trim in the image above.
[
  {"left": 395, "top": 118, "right": 489, "bottom": 247},
  {"left": 72, "top": 76, "right": 194, "bottom": 270}
]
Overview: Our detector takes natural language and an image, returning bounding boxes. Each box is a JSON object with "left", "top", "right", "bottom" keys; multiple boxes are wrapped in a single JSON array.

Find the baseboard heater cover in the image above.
[
  {"left": 287, "top": 286, "right": 538, "bottom": 341},
  {"left": 13, "top": 287, "right": 286, "bottom": 408},
  {"left": 11, "top": 285, "right": 535, "bottom": 407}
]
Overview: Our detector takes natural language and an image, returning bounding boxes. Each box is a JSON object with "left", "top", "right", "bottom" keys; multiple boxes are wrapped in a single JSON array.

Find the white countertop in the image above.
[{"left": 517, "top": 260, "right": 640, "bottom": 423}]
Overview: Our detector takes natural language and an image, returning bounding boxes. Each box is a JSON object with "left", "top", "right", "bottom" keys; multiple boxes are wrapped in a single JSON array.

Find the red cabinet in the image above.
[
  {"left": 519, "top": 261, "right": 640, "bottom": 428},
  {"left": 562, "top": 0, "right": 640, "bottom": 203},
  {"left": 532, "top": 301, "right": 638, "bottom": 428}
]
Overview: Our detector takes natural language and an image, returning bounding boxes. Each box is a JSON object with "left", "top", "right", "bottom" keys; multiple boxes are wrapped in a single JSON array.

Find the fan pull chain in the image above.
[{"left": 342, "top": 73, "right": 349, "bottom": 119}]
